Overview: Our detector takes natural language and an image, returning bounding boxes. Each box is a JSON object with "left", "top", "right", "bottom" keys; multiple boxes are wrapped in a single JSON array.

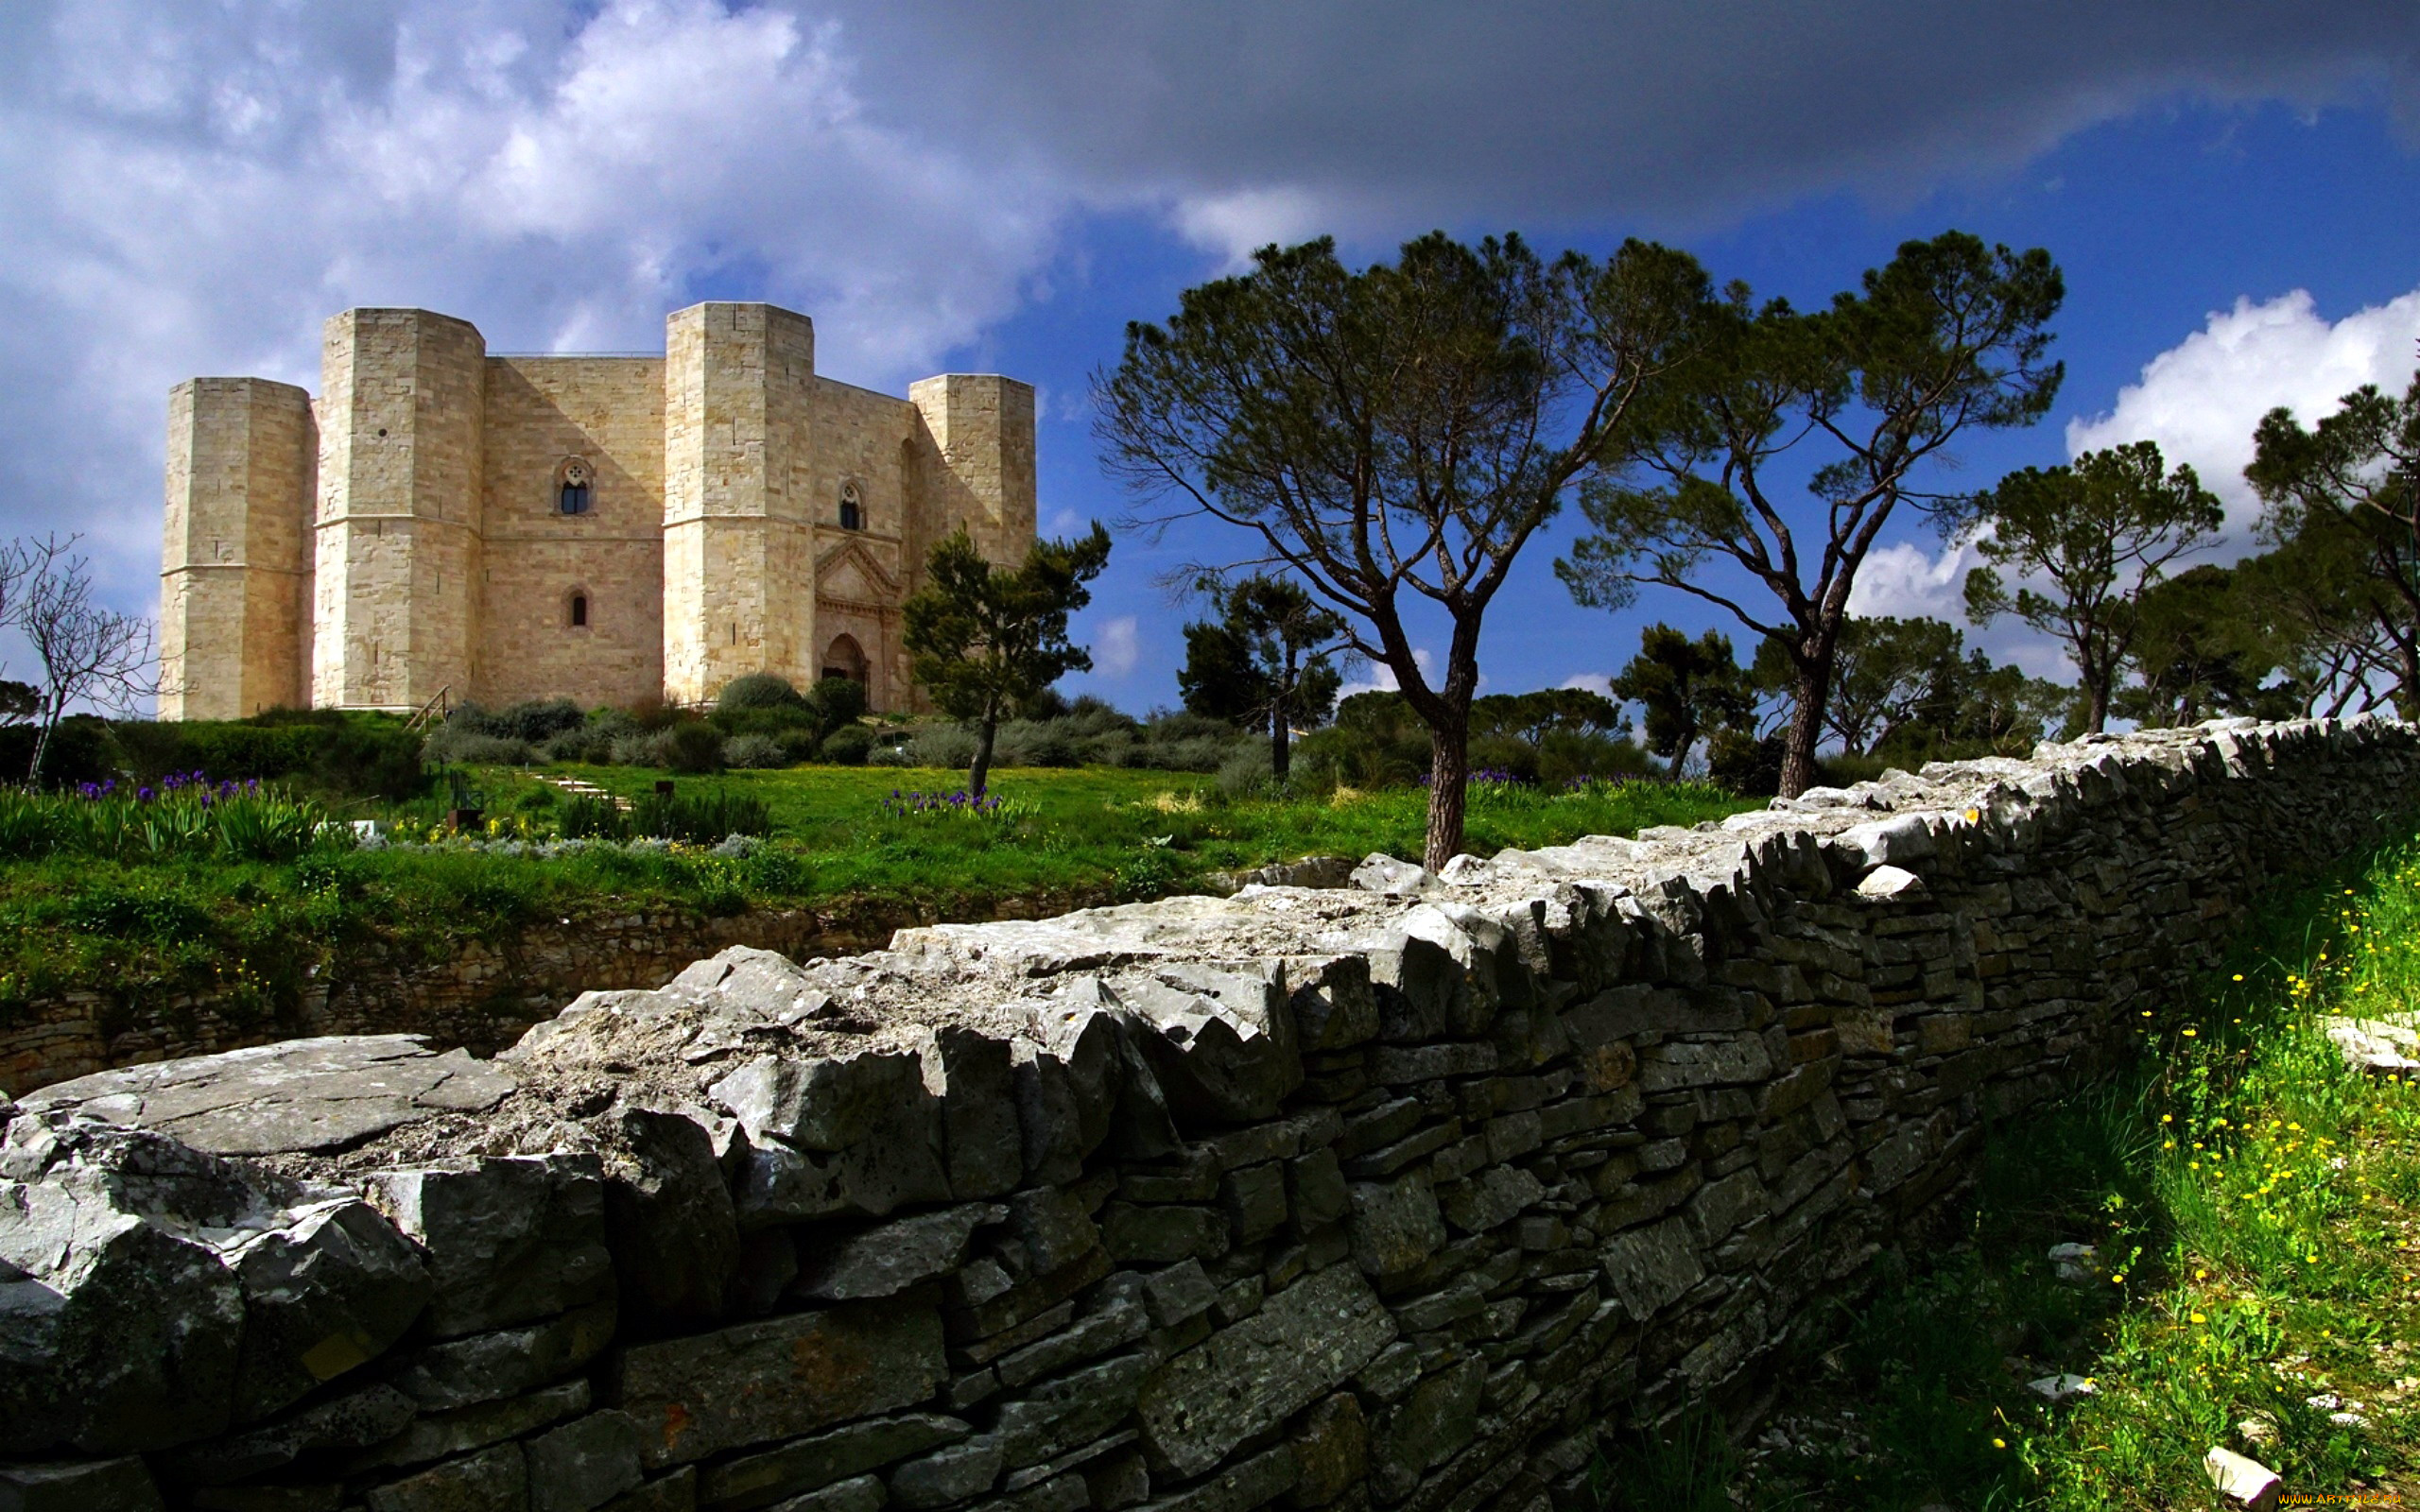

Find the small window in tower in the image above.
[
  {"left": 839, "top": 482, "right": 863, "bottom": 531},
  {"left": 569, "top": 593, "right": 589, "bottom": 628},
  {"left": 559, "top": 457, "right": 594, "bottom": 516}
]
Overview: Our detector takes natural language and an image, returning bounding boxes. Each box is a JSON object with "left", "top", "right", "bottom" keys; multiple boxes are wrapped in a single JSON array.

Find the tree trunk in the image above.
[
  {"left": 27, "top": 704, "right": 58, "bottom": 783},
  {"left": 1270, "top": 704, "right": 1291, "bottom": 782},
  {"left": 968, "top": 715, "right": 998, "bottom": 799},
  {"left": 1778, "top": 662, "right": 1827, "bottom": 799},
  {"left": 1423, "top": 718, "right": 1468, "bottom": 873},
  {"left": 2083, "top": 680, "right": 2110, "bottom": 735}
]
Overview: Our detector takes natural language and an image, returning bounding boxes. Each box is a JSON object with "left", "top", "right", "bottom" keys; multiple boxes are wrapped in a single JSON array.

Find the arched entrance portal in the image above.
[{"left": 821, "top": 633, "right": 868, "bottom": 686}]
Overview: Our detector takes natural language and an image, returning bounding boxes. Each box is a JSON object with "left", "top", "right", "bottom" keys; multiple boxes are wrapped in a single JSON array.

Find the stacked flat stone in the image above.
[{"left": 2, "top": 716, "right": 2411, "bottom": 1512}]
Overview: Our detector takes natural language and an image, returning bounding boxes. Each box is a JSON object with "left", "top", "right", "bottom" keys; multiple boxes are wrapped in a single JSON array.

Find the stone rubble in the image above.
[{"left": 0, "top": 715, "right": 2411, "bottom": 1512}]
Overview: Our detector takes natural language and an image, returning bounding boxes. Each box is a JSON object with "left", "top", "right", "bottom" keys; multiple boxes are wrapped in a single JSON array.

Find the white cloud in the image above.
[
  {"left": 0, "top": 0, "right": 1076, "bottom": 610},
  {"left": 2066, "top": 286, "right": 2420, "bottom": 526},
  {"left": 1170, "top": 185, "right": 1336, "bottom": 268},
  {"left": 1560, "top": 672, "right": 1615, "bottom": 698},
  {"left": 1338, "top": 646, "right": 1435, "bottom": 700},
  {"left": 1846, "top": 539, "right": 1978, "bottom": 623},
  {"left": 1091, "top": 615, "right": 1141, "bottom": 679}
]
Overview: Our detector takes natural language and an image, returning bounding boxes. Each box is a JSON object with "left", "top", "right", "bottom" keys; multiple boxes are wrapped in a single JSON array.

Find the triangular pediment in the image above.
[{"left": 816, "top": 541, "right": 901, "bottom": 605}]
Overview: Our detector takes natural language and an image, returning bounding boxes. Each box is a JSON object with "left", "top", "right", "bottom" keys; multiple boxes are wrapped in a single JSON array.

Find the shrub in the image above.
[
  {"left": 1215, "top": 737, "right": 1278, "bottom": 798},
  {"left": 449, "top": 698, "right": 585, "bottom": 745},
  {"left": 659, "top": 721, "right": 725, "bottom": 774},
  {"left": 721, "top": 733, "right": 788, "bottom": 768},
  {"left": 994, "top": 721, "right": 1080, "bottom": 768},
  {"left": 1707, "top": 730, "right": 1784, "bottom": 796},
  {"left": 821, "top": 725, "right": 874, "bottom": 765},
  {"left": 775, "top": 729, "right": 822, "bottom": 765},
  {"left": 424, "top": 728, "right": 536, "bottom": 766},
  {"left": 908, "top": 726, "right": 980, "bottom": 768},
  {"left": 1467, "top": 733, "right": 1540, "bottom": 784},
  {"left": 806, "top": 676, "right": 868, "bottom": 734},
  {"left": 717, "top": 673, "right": 805, "bottom": 712},
  {"left": 111, "top": 713, "right": 425, "bottom": 800},
  {"left": 513, "top": 785, "right": 559, "bottom": 813},
  {"left": 540, "top": 726, "right": 615, "bottom": 764}
]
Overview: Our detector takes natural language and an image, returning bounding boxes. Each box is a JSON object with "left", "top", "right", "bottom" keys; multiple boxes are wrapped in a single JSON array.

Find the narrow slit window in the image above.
[
  {"left": 839, "top": 483, "right": 863, "bottom": 531},
  {"left": 569, "top": 593, "right": 588, "bottom": 628}
]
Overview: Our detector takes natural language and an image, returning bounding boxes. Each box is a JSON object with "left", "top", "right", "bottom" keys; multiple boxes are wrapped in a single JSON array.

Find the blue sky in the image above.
[
  {"left": 0, "top": 2, "right": 2414, "bottom": 713},
  {"left": 1031, "top": 96, "right": 2420, "bottom": 706}
]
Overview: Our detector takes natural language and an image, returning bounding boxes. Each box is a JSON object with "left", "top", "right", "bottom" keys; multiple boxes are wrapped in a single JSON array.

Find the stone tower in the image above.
[
  {"left": 661, "top": 303, "right": 820, "bottom": 706},
  {"left": 157, "top": 379, "right": 317, "bottom": 720},
  {"left": 311, "top": 309, "right": 487, "bottom": 713}
]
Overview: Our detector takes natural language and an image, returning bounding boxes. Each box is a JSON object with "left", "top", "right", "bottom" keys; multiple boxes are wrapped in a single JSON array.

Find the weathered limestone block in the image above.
[
  {"left": 991, "top": 1352, "right": 1153, "bottom": 1469},
  {"left": 1599, "top": 1216, "right": 1703, "bottom": 1320},
  {"left": 1136, "top": 1263, "right": 1396, "bottom": 1479},
  {"left": 526, "top": 1410, "right": 648, "bottom": 1512},
  {"left": 1011, "top": 1005, "right": 1122, "bottom": 1187},
  {"left": 601, "top": 1108, "right": 739, "bottom": 1329},
  {"left": 362, "top": 1440, "right": 529, "bottom": 1512},
  {"left": 1374, "top": 1358, "right": 1484, "bottom": 1485},
  {"left": 391, "top": 1299, "right": 617, "bottom": 1411},
  {"left": 10, "top": 1037, "right": 513, "bottom": 1158},
  {"left": 1345, "top": 1177, "right": 1445, "bottom": 1280},
  {"left": 1437, "top": 1164, "right": 1545, "bottom": 1236},
  {"left": 221, "top": 1195, "right": 433, "bottom": 1420},
  {"left": 366, "top": 1155, "right": 612, "bottom": 1337},
  {"left": 614, "top": 1302, "right": 946, "bottom": 1468},
  {"left": 165, "top": 1382, "right": 419, "bottom": 1485},
  {"left": 0, "top": 1456, "right": 165, "bottom": 1511},
  {"left": 349, "top": 1380, "right": 588, "bottom": 1472},
  {"left": 796, "top": 1204, "right": 1006, "bottom": 1301},
  {"left": 710, "top": 1050, "right": 949, "bottom": 1219},
  {"left": 699, "top": 1413, "right": 966, "bottom": 1510},
  {"left": 0, "top": 1126, "right": 243, "bottom": 1452},
  {"left": 1112, "top": 965, "right": 1301, "bottom": 1125},
  {"left": 1286, "top": 1392, "right": 1367, "bottom": 1509},
  {"left": 889, "top": 1434, "right": 1005, "bottom": 1508},
  {"left": 933, "top": 1026, "right": 1024, "bottom": 1199}
]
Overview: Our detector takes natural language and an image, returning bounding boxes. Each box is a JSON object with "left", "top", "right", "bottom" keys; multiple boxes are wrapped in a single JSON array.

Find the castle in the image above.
[{"left": 157, "top": 302, "right": 1037, "bottom": 719}]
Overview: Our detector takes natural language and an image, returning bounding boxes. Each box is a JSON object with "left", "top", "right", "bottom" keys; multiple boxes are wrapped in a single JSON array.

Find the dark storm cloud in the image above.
[{"left": 821, "top": 1, "right": 2417, "bottom": 238}]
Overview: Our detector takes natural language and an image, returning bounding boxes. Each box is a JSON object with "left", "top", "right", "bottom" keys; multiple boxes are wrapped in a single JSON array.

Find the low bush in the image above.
[
  {"left": 108, "top": 712, "right": 425, "bottom": 800},
  {"left": 716, "top": 673, "right": 805, "bottom": 713},
  {"left": 721, "top": 733, "right": 789, "bottom": 769},
  {"left": 424, "top": 728, "right": 537, "bottom": 766},
  {"left": 448, "top": 698, "right": 587, "bottom": 746},
  {"left": 821, "top": 726, "right": 873, "bottom": 765}
]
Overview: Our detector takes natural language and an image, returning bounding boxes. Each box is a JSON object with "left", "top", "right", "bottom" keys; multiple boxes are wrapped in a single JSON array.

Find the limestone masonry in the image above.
[
  {"left": 3, "top": 717, "right": 2413, "bottom": 1511},
  {"left": 159, "top": 304, "right": 1039, "bottom": 718}
]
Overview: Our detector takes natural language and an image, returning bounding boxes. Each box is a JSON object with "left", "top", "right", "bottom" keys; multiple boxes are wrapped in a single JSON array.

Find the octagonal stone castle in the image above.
[{"left": 158, "top": 303, "right": 1037, "bottom": 718}]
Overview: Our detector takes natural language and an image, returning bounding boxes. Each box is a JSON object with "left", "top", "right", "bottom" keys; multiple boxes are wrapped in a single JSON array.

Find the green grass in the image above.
[
  {"left": 1725, "top": 830, "right": 2420, "bottom": 1509},
  {"left": 0, "top": 765, "right": 1752, "bottom": 1019}
]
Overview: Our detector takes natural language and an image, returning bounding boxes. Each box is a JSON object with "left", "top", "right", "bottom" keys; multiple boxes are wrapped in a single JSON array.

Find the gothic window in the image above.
[
  {"left": 568, "top": 591, "right": 590, "bottom": 628},
  {"left": 559, "top": 457, "right": 594, "bottom": 516},
  {"left": 838, "top": 482, "right": 863, "bottom": 531}
]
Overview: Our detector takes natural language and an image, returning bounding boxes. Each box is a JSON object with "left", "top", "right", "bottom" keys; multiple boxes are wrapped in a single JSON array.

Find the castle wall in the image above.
[
  {"left": 158, "top": 378, "right": 316, "bottom": 719},
  {"left": 475, "top": 357, "right": 667, "bottom": 710},
  {"left": 806, "top": 377, "right": 922, "bottom": 709},
  {"left": 662, "top": 303, "right": 821, "bottom": 704},
  {"left": 312, "top": 309, "right": 487, "bottom": 713},
  {"left": 910, "top": 372, "right": 1038, "bottom": 571}
]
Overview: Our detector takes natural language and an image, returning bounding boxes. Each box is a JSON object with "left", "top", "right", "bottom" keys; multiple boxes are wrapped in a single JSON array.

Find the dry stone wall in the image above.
[{"left": 4, "top": 717, "right": 2414, "bottom": 1512}]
